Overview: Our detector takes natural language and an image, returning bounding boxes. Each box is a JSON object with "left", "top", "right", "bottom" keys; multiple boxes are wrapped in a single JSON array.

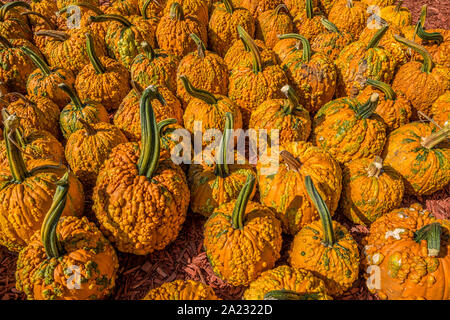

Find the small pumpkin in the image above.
[
  {"left": 382, "top": 121, "right": 450, "bottom": 196},
  {"left": 15, "top": 171, "right": 118, "bottom": 300},
  {"left": 311, "top": 18, "right": 354, "bottom": 61},
  {"left": 27, "top": 0, "right": 59, "bottom": 26},
  {"left": 292, "top": 0, "right": 325, "bottom": 42},
  {"left": 0, "top": 1, "right": 32, "bottom": 41},
  {"left": 257, "top": 142, "right": 342, "bottom": 235},
  {"left": 256, "top": 4, "right": 293, "bottom": 48},
  {"left": 430, "top": 91, "right": 449, "bottom": 127},
  {"left": 289, "top": 176, "right": 360, "bottom": 296},
  {"left": 239, "top": 0, "right": 283, "bottom": 18},
  {"left": 380, "top": 1, "right": 411, "bottom": 28},
  {"left": 328, "top": 0, "right": 367, "bottom": 37},
  {"left": 204, "top": 174, "right": 283, "bottom": 286},
  {"left": 163, "top": 0, "right": 209, "bottom": 25},
  {"left": 243, "top": 265, "right": 332, "bottom": 300},
  {"left": 363, "top": 204, "right": 450, "bottom": 300},
  {"left": 272, "top": 36, "right": 300, "bottom": 64},
  {"left": 143, "top": 280, "right": 219, "bottom": 300},
  {"left": 58, "top": 83, "right": 109, "bottom": 139}
]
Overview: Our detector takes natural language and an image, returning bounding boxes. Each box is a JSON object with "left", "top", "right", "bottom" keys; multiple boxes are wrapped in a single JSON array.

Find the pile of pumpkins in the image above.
[{"left": 0, "top": 0, "right": 448, "bottom": 300}]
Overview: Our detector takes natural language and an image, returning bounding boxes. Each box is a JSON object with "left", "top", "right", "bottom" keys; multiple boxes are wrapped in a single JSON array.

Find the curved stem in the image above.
[
  {"left": 356, "top": 93, "right": 379, "bottom": 119},
  {"left": 77, "top": 117, "right": 96, "bottom": 136},
  {"left": 346, "top": 0, "right": 353, "bottom": 8},
  {"left": 59, "top": 2, "right": 104, "bottom": 15},
  {"left": 395, "top": 0, "right": 403, "bottom": 12},
  {"left": 141, "top": 41, "right": 156, "bottom": 61},
  {"left": 137, "top": 85, "right": 165, "bottom": 179},
  {"left": 414, "top": 223, "right": 442, "bottom": 257},
  {"left": 278, "top": 33, "right": 311, "bottom": 62},
  {"left": 141, "top": 0, "right": 153, "bottom": 19},
  {"left": 89, "top": 14, "right": 133, "bottom": 28},
  {"left": 21, "top": 11, "right": 56, "bottom": 29},
  {"left": 305, "top": 0, "right": 313, "bottom": 19},
  {"left": 35, "top": 30, "right": 70, "bottom": 41},
  {"left": 85, "top": 33, "right": 105, "bottom": 74},
  {"left": 157, "top": 118, "right": 177, "bottom": 135},
  {"left": 421, "top": 124, "right": 450, "bottom": 149},
  {"left": 274, "top": 3, "right": 288, "bottom": 15},
  {"left": 281, "top": 85, "right": 301, "bottom": 115},
  {"left": 58, "top": 83, "right": 83, "bottom": 110},
  {"left": 367, "top": 25, "right": 388, "bottom": 49},
  {"left": 366, "top": 79, "right": 396, "bottom": 100},
  {"left": 179, "top": 75, "right": 217, "bottom": 105},
  {"left": 416, "top": 23, "right": 443, "bottom": 45},
  {"left": 0, "top": 36, "right": 12, "bottom": 48},
  {"left": 280, "top": 150, "right": 302, "bottom": 172},
  {"left": 394, "top": 34, "right": 434, "bottom": 73},
  {"left": 264, "top": 290, "right": 322, "bottom": 300},
  {"left": 214, "top": 112, "right": 233, "bottom": 178},
  {"left": 41, "top": 171, "right": 69, "bottom": 258},
  {"left": 190, "top": 33, "right": 206, "bottom": 59},
  {"left": 231, "top": 174, "right": 255, "bottom": 230},
  {"left": 366, "top": 156, "right": 383, "bottom": 178},
  {"left": 321, "top": 18, "right": 341, "bottom": 34},
  {"left": 237, "top": 25, "right": 262, "bottom": 73},
  {"left": 223, "top": 0, "right": 234, "bottom": 14},
  {"left": 169, "top": 2, "right": 184, "bottom": 20},
  {"left": 304, "top": 175, "right": 335, "bottom": 246},
  {"left": 0, "top": 1, "right": 30, "bottom": 21},
  {"left": 131, "top": 80, "right": 143, "bottom": 95}
]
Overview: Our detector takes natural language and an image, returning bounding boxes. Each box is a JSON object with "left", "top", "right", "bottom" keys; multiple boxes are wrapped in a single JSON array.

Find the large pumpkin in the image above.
[
  {"left": 256, "top": 4, "right": 293, "bottom": 48},
  {"left": 328, "top": 0, "right": 367, "bottom": 36}
]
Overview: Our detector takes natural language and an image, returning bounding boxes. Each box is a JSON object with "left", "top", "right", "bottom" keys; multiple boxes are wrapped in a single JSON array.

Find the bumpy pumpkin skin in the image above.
[
  {"left": 380, "top": 4, "right": 411, "bottom": 28},
  {"left": 243, "top": 265, "right": 332, "bottom": 300},
  {"left": 204, "top": 201, "right": 283, "bottom": 286},
  {"left": 224, "top": 39, "right": 277, "bottom": 71},
  {"left": 29, "top": 0, "right": 59, "bottom": 25},
  {"left": 240, "top": 0, "right": 283, "bottom": 17},
  {"left": 417, "top": 29, "right": 450, "bottom": 69},
  {"left": 75, "top": 56, "right": 130, "bottom": 111},
  {"left": 430, "top": 91, "right": 450, "bottom": 127},
  {"left": 361, "top": 0, "right": 395, "bottom": 7},
  {"left": 93, "top": 143, "right": 189, "bottom": 255},
  {"left": 163, "top": 0, "right": 209, "bottom": 25},
  {"left": 56, "top": 0, "right": 99, "bottom": 10},
  {"left": 105, "top": 0, "right": 139, "bottom": 15},
  {"left": 65, "top": 122, "right": 128, "bottom": 188},
  {"left": 328, "top": 0, "right": 368, "bottom": 36},
  {"left": 363, "top": 204, "right": 450, "bottom": 300},
  {"left": 382, "top": 122, "right": 450, "bottom": 196},
  {"left": 311, "top": 29, "right": 354, "bottom": 61},
  {"left": 113, "top": 87, "right": 184, "bottom": 142},
  {"left": 340, "top": 157, "right": 404, "bottom": 226},
  {"left": 208, "top": 3, "right": 255, "bottom": 57},
  {"left": 0, "top": 11, "right": 32, "bottom": 41},
  {"left": 293, "top": 13, "right": 326, "bottom": 43},
  {"left": 139, "top": 0, "right": 167, "bottom": 17},
  {"left": 130, "top": 49, "right": 180, "bottom": 94},
  {"left": 289, "top": 219, "right": 360, "bottom": 296},
  {"left": 256, "top": 6, "right": 294, "bottom": 48},
  {"left": 16, "top": 215, "right": 118, "bottom": 300},
  {"left": 284, "top": 0, "right": 320, "bottom": 17},
  {"left": 0, "top": 164, "right": 84, "bottom": 252},
  {"left": 272, "top": 38, "right": 300, "bottom": 64},
  {"left": 311, "top": 97, "right": 387, "bottom": 164},
  {"left": 143, "top": 280, "right": 219, "bottom": 300}
]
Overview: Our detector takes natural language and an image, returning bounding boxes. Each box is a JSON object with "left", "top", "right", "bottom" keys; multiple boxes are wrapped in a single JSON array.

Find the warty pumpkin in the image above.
[
  {"left": 414, "top": 23, "right": 450, "bottom": 69},
  {"left": 208, "top": 0, "right": 255, "bottom": 57},
  {"left": 105, "top": 0, "right": 140, "bottom": 16},
  {"left": 0, "top": 110, "right": 84, "bottom": 252},
  {"left": 75, "top": 33, "right": 130, "bottom": 112},
  {"left": 239, "top": 0, "right": 283, "bottom": 18},
  {"left": 311, "top": 93, "right": 387, "bottom": 164},
  {"left": 361, "top": 0, "right": 395, "bottom": 7},
  {"left": 311, "top": 18, "right": 354, "bottom": 61},
  {"left": 292, "top": 0, "right": 325, "bottom": 42},
  {"left": 279, "top": 33, "right": 337, "bottom": 113},
  {"left": 93, "top": 86, "right": 189, "bottom": 255},
  {"left": 430, "top": 91, "right": 449, "bottom": 127},
  {"left": 392, "top": 35, "right": 450, "bottom": 118},
  {"left": 176, "top": 34, "right": 228, "bottom": 108},
  {"left": 16, "top": 172, "right": 118, "bottom": 300},
  {"left": 328, "top": 0, "right": 367, "bottom": 36},
  {"left": 130, "top": 41, "right": 180, "bottom": 94},
  {"left": 257, "top": 141, "right": 342, "bottom": 235},
  {"left": 0, "top": 1, "right": 32, "bottom": 41},
  {"left": 21, "top": 11, "right": 58, "bottom": 55},
  {"left": 356, "top": 79, "right": 412, "bottom": 132},
  {"left": 143, "top": 280, "right": 219, "bottom": 300},
  {"left": 243, "top": 265, "right": 331, "bottom": 300},
  {"left": 289, "top": 176, "right": 360, "bottom": 296},
  {"left": 228, "top": 25, "right": 288, "bottom": 127},
  {"left": 249, "top": 84, "right": 311, "bottom": 147},
  {"left": 58, "top": 83, "right": 109, "bottom": 139},
  {"left": 363, "top": 203, "right": 450, "bottom": 300},
  {"left": 163, "top": 0, "right": 209, "bottom": 25},
  {"left": 139, "top": 0, "right": 167, "bottom": 18},
  {"left": 382, "top": 121, "right": 449, "bottom": 196},
  {"left": 27, "top": 0, "right": 59, "bottom": 26},
  {"left": 340, "top": 155, "right": 404, "bottom": 226},
  {"left": 204, "top": 174, "right": 283, "bottom": 286},
  {"left": 156, "top": 2, "right": 207, "bottom": 58},
  {"left": 256, "top": 4, "right": 293, "bottom": 49},
  {"left": 283, "top": 0, "right": 320, "bottom": 18},
  {"left": 56, "top": 0, "right": 99, "bottom": 10},
  {"left": 272, "top": 36, "right": 300, "bottom": 64},
  {"left": 380, "top": 1, "right": 411, "bottom": 28},
  {"left": 188, "top": 112, "right": 256, "bottom": 217}
]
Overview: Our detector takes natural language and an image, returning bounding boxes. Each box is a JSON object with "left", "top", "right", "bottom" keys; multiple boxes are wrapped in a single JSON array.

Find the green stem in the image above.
[
  {"left": 394, "top": 35, "right": 434, "bottom": 73},
  {"left": 41, "top": 171, "right": 69, "bottom": 258},
  {"left": 169, "top": 2, "right": 184, "bottom": 20},
  {"left": 223, "top": 0, "right": 233, "bottom": 14},
  {"left": 416, "top": 23, "right": 443, "bottom": 45},
  {"left": 179, "top": 75, "right": 217, "bottom": 105},
  {"left": 304, "top": 175, "right": 335, "bottom": 246},
  {"left": 278, "top": 33, "right": 311, "bottom": 62},
  {"left": 89, "top": 14, "right": 133, "bottom": 28},
  {"left": 280, "top": 151, "right": 302, "bottom": 172},
  {"left": 237, "top": 25, "right": 262, "bottom": 73},
  {"left": 35, "top": 30, "right": 70, "bottom": 41},
  {"left": 231, "top": 174, "right": 255, "bottom": 230},
  {"left": 157, "top": 118, "right": 177, "bottom": 135},
  {"left": 0, "top": 1, "right": 30, "bottom": 21},
  {"left": 321, "top": 18, "right": 341, "bottom": 34},
  {"left": 59, "top": 2, "right": 104, "bottom": 15},
  {"left": 281, "top": 85, "right": 300, "bottom": 115},
  {"left": 420, "top": 124, "right": 450, "bottom": 149},
  {"left": 137, "top": 85, "right": 165, "bottom": 178},
  {"left": 141, "top": 41, "right": 156, "bottom": 61},
  {"left": 367, "top": 25, "right": 388, "bottom": 49},
  {"left": 21, "top": 11, "right": 56, "bottom": 29},
  {"left": 190, "top": 33, "right": 206, "bottom": 59},
  {"left": 366, "top": 79, "right": 396, "bottom": 100},
  {"left": 85, "top": 33, "right": 106, "bottom": 74},
  {"left": 214, "top": 112, "right": 233, "bottom": 178},
  {"left": 305, "top": 0, "right": 313, "bottom": 19},
  {"left": 274, "top": 3, "right": 288, "bottom": 15},
  {"left": 414, "top": 223, "right": 442, "bottom": 257},
  {"left": 264, "top": 290, "right": 323, "bottom": 300},
  {"left": 0, "top": 36, "right": 12, "bottom": 48},
  {"left": 58, "top": 83, "right": 83, "bottom": 110},
  {"left": 356, "top": 93, "right": 379, "bottom": 119},
  {"left": 78, "top": 117, "right": 96, "bottom": 136},
  {"left": 394, "top": 0, "right": 403, "bottom": 12}
]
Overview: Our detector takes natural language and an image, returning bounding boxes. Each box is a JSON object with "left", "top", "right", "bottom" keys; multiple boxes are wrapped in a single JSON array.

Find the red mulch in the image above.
[{"left": 0, "top": 0, "right": 449, "bottom": 301}]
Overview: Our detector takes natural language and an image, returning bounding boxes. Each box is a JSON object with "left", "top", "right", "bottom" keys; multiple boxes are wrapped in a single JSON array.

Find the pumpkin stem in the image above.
[
  {"left": 414, "top": 223, "right": 442, "bottom": 257},
  {"left": 35, "top": 30, "right": 70, "bottom": 41},
  {"left": 179, "top": 75, "right": 217, "bottom": 105},
  {"left": 0, "top": 35, "right": 12, "bottom": 48},
  {"left": 131, "top": 79, "right": 143, "bottom": 96},
  {"left": 222, "top": 0, "right": 234, "bottom": 14},
  {"left": 41, "top": 171, "right": 69, "bottom": 259},
  {"left": 237, "top": 25, "right": 263, "bottom": 73},
  {"left": 137, "top": 85, "right": 166, "bottom": 179},
  {"left": 366, "top": 79, "right": 396, "bottom": 100},
  {"left": 305, "top": 0, "right": 313, "bottom": 19},
  {"left": 88, "top": 14, "right": 133, "bottom": 28},
  {"left": 231, "top": 174, "right": 255, "bottom": 230},
  {"left": 264, "top": 290, "right": 322, "bottom": 300},
  {"left": 157, "top": 118, "right": 177, "bottom": 135},
  {"left": 3, "top": 92, "right": 36, "bottom": 106},
  {"left": 346, "top": 0, "right": 353, "bottom": 8},
  {"left": 77, "top": 117, "right": 96, "bottom": 136},
  {"left": 416, "top": 23, "right": 443, "bottom": 45},
  {"left": 367, "top": 25, "right": 388, "bottom": 49},
  {"left": 394, "top": 35, "right": 434, "bottom": 73},
  {"left": 190, "top": 33, "right": 206, "bottom": 59},
  {"left": 1, "top": 109, "right": 29, "bottom": 182},
  {"left": 366, "top": 156, "right": 383, "bottom": 178},
  {"left": 281, "top": 85, "right": 301, "bottom": 115},
  {"left": 58, "top": 83, "right": 83, "bottom": 110},
  {"left": 214, "top": 112, "right": 233, "bottom": 178},
  {"left": 274, "top": 3, "right": 288, "bottom": 15},
  {"left": 394, "top": 0, "right": 403, "bottom": 12},
  {"left": 280, "top": 150, "right": 302, "bottom": 172},
  {"left": 321, "top": 18, "right": 341, "bottom": 34},
  {"left": 278, "top": 33, "right": 311, "bottom": 62},
  {"left": 356, "top": 93, "right": 379, "bottom": 119},
  {"left": 21, "top": 11, "right": 56, "bottom": 30},
  {"left": 0, "top": 1, "right": 30, "bottom": 21},
  {"left": 304, "top": 175, "right": 336, "bottom": 247},
  {"left": 59, "top": 2, "right": 104, "bottom": 16},
  {"left": 169, "top": 2, "right": 184, "bottom": 20},
  {"left": 85, "top": 33, "right": 106, "bottom": 74},
  {"left": 420, "top": 124, "right": 450, "bottom": 149},
  {"left": 141, "top": 41, "right": 156, "bottom": 61}
]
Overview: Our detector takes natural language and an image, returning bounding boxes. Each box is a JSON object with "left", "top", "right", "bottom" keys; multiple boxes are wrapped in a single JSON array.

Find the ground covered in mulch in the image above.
[{"left": 0, "top": 0, "right": 449, "bottom": 301}]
